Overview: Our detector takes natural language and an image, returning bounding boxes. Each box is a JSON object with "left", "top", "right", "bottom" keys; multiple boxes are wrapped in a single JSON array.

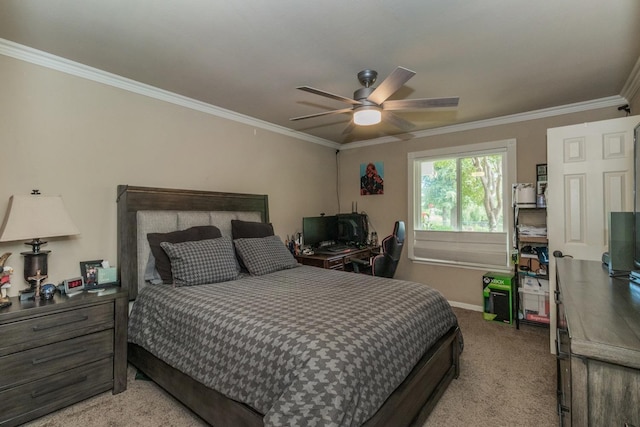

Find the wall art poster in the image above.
[{"left": 360, "top": 161, "right": 384, "bottom": 195}]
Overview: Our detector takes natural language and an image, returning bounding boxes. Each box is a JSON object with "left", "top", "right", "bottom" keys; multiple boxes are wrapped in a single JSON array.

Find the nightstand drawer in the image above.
[
  {"left": 0, "top": 329, "right": 114, "bottom": 391},
  {"left": 0, "top": 303, "right": 114, "bottom": 355},
  {"left": 0, "top": 358, "right": 113, "bottom": 427}
]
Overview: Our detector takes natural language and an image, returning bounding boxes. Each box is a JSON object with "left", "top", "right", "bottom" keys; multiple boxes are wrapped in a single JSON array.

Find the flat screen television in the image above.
[
  {"left": 302, "top": 216, "right": 337, "bottom": 248},
  {"left": 336, "top": 213, "right": 369, "bottom": 244}
]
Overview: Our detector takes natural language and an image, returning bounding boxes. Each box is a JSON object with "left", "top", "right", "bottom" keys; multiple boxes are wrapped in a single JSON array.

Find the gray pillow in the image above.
[
  {"left": 160, "top": 237, "right": 240, "bottom": 286},
  {"left": 148, "top": 225, "right": 223, "bottom": 284},
  {"left": 233, "top": 235, "right": 299, "bottom": 276},
  {"left": 143, "top": 252, "right": 164, "bottom": 285}
]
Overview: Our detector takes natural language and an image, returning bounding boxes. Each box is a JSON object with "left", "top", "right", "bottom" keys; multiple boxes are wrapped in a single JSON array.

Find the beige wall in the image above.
[
  {"left": 2, "top": 53, "right": 637, "bottom": 305},
  {"left": 0, "top": 55, "right": 338, "bottom": 296},
  {"left": 338, "top": 108, "right": 629, "bottom": 307}
]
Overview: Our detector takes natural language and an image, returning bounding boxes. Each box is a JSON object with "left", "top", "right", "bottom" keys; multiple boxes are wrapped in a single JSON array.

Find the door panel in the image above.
[{"left": 547, "top": 115, "right": 639, "bottom": 353}]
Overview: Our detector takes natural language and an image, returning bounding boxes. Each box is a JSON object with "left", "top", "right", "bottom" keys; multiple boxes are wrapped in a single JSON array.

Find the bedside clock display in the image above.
[{"left": 63, "top": 277, "right": 85, "bottom": 295}]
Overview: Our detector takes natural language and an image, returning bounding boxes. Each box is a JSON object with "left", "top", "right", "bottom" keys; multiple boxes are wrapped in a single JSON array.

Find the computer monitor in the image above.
[
  {"left": 336, "top": 213, "right": 368, "bottom": 244},
  {"left": 302, "top": 216, "right": 337, "bottom": 248}
]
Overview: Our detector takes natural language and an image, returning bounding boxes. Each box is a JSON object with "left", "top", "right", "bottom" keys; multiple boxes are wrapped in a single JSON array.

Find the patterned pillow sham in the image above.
[
  {"left": 233, "top": 235, "right": 299, "bottom": 276},
  {"left": 160, "top": 236, "right": 239, "bottom": 286},
  {"left": 148, "top": 225, "right": 222, "bottom": 284}
]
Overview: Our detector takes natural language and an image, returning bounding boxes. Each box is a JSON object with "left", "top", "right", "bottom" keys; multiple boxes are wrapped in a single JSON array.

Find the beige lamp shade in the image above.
[{"left": 0, "top": 194, "right": 80, "bottom": 243}]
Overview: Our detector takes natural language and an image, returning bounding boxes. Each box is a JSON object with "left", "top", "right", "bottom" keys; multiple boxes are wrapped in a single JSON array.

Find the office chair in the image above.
[{"left": 352, "top": 221, "right": 405, "bottom": 278}]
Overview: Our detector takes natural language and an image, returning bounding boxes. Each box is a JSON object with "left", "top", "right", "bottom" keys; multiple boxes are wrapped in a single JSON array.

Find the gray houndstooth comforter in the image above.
[{"left": 128, "top": 265, "right": 459, "bottom": 426}]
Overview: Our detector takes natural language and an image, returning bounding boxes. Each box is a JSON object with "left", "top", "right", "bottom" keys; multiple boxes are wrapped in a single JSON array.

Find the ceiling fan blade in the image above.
[
  {"left": 382, "top": 111, "right": 416, "bottom": 132},
  {"left": 296, "top": 86, "right": 362, "bottom": 105},
  {"left": 342, "top": 121, "right": 356, "bottom": 135},
  {"left": 383, "top": 97, "right": 460, "bottom": 111},
  {"left": 289, "top": 108, "right": 353, "bottom": 121},
  {"left": 367, "top": 66, "right": 416, "bottom": 105}
]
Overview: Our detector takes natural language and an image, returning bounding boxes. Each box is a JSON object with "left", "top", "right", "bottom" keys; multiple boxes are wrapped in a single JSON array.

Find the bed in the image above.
[{"left": 117, "top": 185, "right": 462, "bottom": 427}]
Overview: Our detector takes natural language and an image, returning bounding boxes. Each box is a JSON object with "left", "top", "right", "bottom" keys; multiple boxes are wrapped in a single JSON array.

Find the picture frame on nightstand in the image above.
[{"left": 80, "top": 259, "right": 103, "bottom": 288}]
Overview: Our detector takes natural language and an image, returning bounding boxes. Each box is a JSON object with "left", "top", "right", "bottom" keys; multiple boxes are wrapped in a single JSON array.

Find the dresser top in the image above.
[
  {"left": 0, "top": 289, "right": 128, "bottom": 323},
  {"left": 557, "top": 258, "right": 640, "bottom": 368}
]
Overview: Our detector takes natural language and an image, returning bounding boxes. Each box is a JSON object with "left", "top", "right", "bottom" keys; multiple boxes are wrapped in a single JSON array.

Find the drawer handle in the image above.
[
  {"left": 32, "top": 348, "right": 87, "bottom": 365},
  {"left": 31, "top": 375, "right": 88, "bottom": 399},
  {"left": 32, "top": 315, "right": 89, "bottom": 331}
]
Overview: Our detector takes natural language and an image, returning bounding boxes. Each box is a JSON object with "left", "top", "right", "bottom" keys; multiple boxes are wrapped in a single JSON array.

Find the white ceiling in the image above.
[{"left": 1, "top": 0, "right": 639, "bottom": 145}]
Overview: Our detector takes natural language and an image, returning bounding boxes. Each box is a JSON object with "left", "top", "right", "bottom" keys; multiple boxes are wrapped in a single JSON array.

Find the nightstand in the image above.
[{"left": 0, "top": 289, "right": 128, "bottom": 426}]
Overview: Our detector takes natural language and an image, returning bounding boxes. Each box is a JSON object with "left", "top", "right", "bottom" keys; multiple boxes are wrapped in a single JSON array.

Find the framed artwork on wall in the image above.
[
  {"left": 536, "top": 163, "right": 547, "bottom": 183},
  {"left": 360, "top": 161, "right": 384, "bottom": 195}
]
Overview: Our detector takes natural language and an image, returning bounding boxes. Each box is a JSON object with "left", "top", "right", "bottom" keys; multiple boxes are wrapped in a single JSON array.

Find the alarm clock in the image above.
[{"left": 63, "top": 277, "right": 85, "bottom": 295}]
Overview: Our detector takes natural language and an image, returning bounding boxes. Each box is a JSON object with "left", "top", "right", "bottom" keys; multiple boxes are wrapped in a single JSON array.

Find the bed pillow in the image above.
[
  {"left": 143, "top": 252, "right": 164, "bottom": 285},
  {"left": 231, "top": 220, "right": 275, "bottom": 271},
  {"left": 233, "top": 235, "right": 299, "bottom": 276},
  {"left": 231, "top": 219, "right": 274, "bottom": 239},
  {"left": 160, "top": 236, "right": 239, "bottom": 286},
  {"left": 148, "top": 225, "right": 222, "bottom": 283}
]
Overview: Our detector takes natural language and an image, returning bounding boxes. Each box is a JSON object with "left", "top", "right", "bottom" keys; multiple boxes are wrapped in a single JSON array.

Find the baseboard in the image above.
[{"left": 448, "top": 301, "right": 483, "bottom": 312}]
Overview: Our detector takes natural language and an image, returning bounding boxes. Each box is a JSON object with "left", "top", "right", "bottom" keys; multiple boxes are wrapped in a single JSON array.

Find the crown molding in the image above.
[
  {"left": 1, "top": 38, "right": 633, "bottom": 152},
  {"left": 621, "top": 55, "right": 640, "bottom": 105},
  {"left": 0, "top": 38, "right": 340, "bottom": 150},
  {"left": 341, "top": 95, "right": 628, "bottom": 149}
]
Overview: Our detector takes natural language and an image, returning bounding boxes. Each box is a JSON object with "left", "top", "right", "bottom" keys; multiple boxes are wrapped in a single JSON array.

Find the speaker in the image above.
[{"left": 608, "top": 212, "right": 634, "bottom": 275}]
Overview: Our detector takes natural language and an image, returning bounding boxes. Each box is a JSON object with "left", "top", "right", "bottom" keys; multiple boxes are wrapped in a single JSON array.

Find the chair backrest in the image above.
[{"left": 372, "top": 221, "right": 405, "bottom": 278}]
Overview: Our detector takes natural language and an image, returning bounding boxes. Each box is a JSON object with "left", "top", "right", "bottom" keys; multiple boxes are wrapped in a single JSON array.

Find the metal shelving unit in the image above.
[{"left": 513, "top": 205, "right": 549, "bottom": 329}]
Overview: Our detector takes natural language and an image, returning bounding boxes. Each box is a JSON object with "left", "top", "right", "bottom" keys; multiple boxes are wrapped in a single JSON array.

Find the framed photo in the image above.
[
  {"left": 79, "top": 260, "right": 103, "bottom": 287},
  {"left": 536, "top": 163, "right": 547, "bottom": 182}
]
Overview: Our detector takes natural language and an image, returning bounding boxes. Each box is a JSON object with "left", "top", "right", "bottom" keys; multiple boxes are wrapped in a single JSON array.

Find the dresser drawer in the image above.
[
  {"left": 326, "top": 257, "right": 344, "bottom": 269},
  {"left": 1, "top": 329, "right": 114, "bottom": 391},
  {"left": 0, "top": 358, "right": 113, "bottom": 427},
  {"left": 0, "top": 303, "right": 114, "bottom": 356}
]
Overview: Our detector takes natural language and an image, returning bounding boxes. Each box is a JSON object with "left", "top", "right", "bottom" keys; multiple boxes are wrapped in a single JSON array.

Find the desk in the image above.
[{"left": 295, "top": 247, "right": 376, "bottom": 271}]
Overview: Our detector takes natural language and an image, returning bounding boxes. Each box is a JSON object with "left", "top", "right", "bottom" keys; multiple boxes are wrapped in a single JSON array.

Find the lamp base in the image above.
[{"left": 21, "top": 251, "right": 50, "bottom": 285}]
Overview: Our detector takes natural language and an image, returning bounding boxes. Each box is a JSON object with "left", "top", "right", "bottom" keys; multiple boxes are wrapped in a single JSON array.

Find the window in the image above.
[{"left": 407, "top": 139, "right": 516, "bottom": 270}]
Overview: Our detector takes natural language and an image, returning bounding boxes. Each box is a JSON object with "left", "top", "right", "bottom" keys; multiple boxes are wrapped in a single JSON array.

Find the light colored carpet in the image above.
[{"left": 25, "top": 307, "right": 558, "bottom": 427}]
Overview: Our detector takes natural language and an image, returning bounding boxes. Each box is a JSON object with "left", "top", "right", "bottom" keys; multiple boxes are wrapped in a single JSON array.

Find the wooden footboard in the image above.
[{"left": 128, "top": 325, "right": 461, "bottom": 427}]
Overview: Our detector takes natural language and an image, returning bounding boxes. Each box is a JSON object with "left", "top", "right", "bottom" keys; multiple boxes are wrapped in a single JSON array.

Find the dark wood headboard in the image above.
[{"left": 116, "top": 185, "right": 269, "bottom": 300}]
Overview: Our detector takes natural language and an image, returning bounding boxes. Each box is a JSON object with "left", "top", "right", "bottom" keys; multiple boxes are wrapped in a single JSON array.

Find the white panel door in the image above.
[{"left": 547, "top": 115, "right": 639, "bottom": 353}]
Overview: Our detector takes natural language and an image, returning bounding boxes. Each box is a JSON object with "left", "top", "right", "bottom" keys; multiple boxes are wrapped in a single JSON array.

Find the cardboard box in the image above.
[
  {"left": 483, "top": 272, "right": 515, "bottom": 324},
  {"left": 518, "top": 254, "right": 548, "bottom": 275}
]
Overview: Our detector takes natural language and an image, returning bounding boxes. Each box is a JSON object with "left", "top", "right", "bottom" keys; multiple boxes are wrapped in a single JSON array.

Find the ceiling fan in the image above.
[{"left": 290, "top": 66, "right": 459, "bottom": 134}]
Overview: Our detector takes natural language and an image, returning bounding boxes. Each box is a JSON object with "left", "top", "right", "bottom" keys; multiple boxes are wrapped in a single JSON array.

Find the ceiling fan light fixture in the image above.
[{"left": 353, "top": 107, "right": 382, "bottom": 126}]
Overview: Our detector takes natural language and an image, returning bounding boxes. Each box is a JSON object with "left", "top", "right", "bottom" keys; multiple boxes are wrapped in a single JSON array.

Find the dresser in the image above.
[
  {"left": 0, "top": 290, "right": 128, "bottom": 426},
  {"left": 555, "top": 258, "right": 640, "bottom": 426}
]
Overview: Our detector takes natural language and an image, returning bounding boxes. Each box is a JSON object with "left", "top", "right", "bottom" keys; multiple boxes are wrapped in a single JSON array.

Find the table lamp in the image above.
[{"left": 0, "top": 190, "right": 80, "bottom": 294}]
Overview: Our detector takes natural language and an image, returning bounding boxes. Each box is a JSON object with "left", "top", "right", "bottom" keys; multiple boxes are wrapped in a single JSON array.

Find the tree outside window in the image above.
[{"left": 419, "top": 153, "right": 504, "bottom": 232}]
